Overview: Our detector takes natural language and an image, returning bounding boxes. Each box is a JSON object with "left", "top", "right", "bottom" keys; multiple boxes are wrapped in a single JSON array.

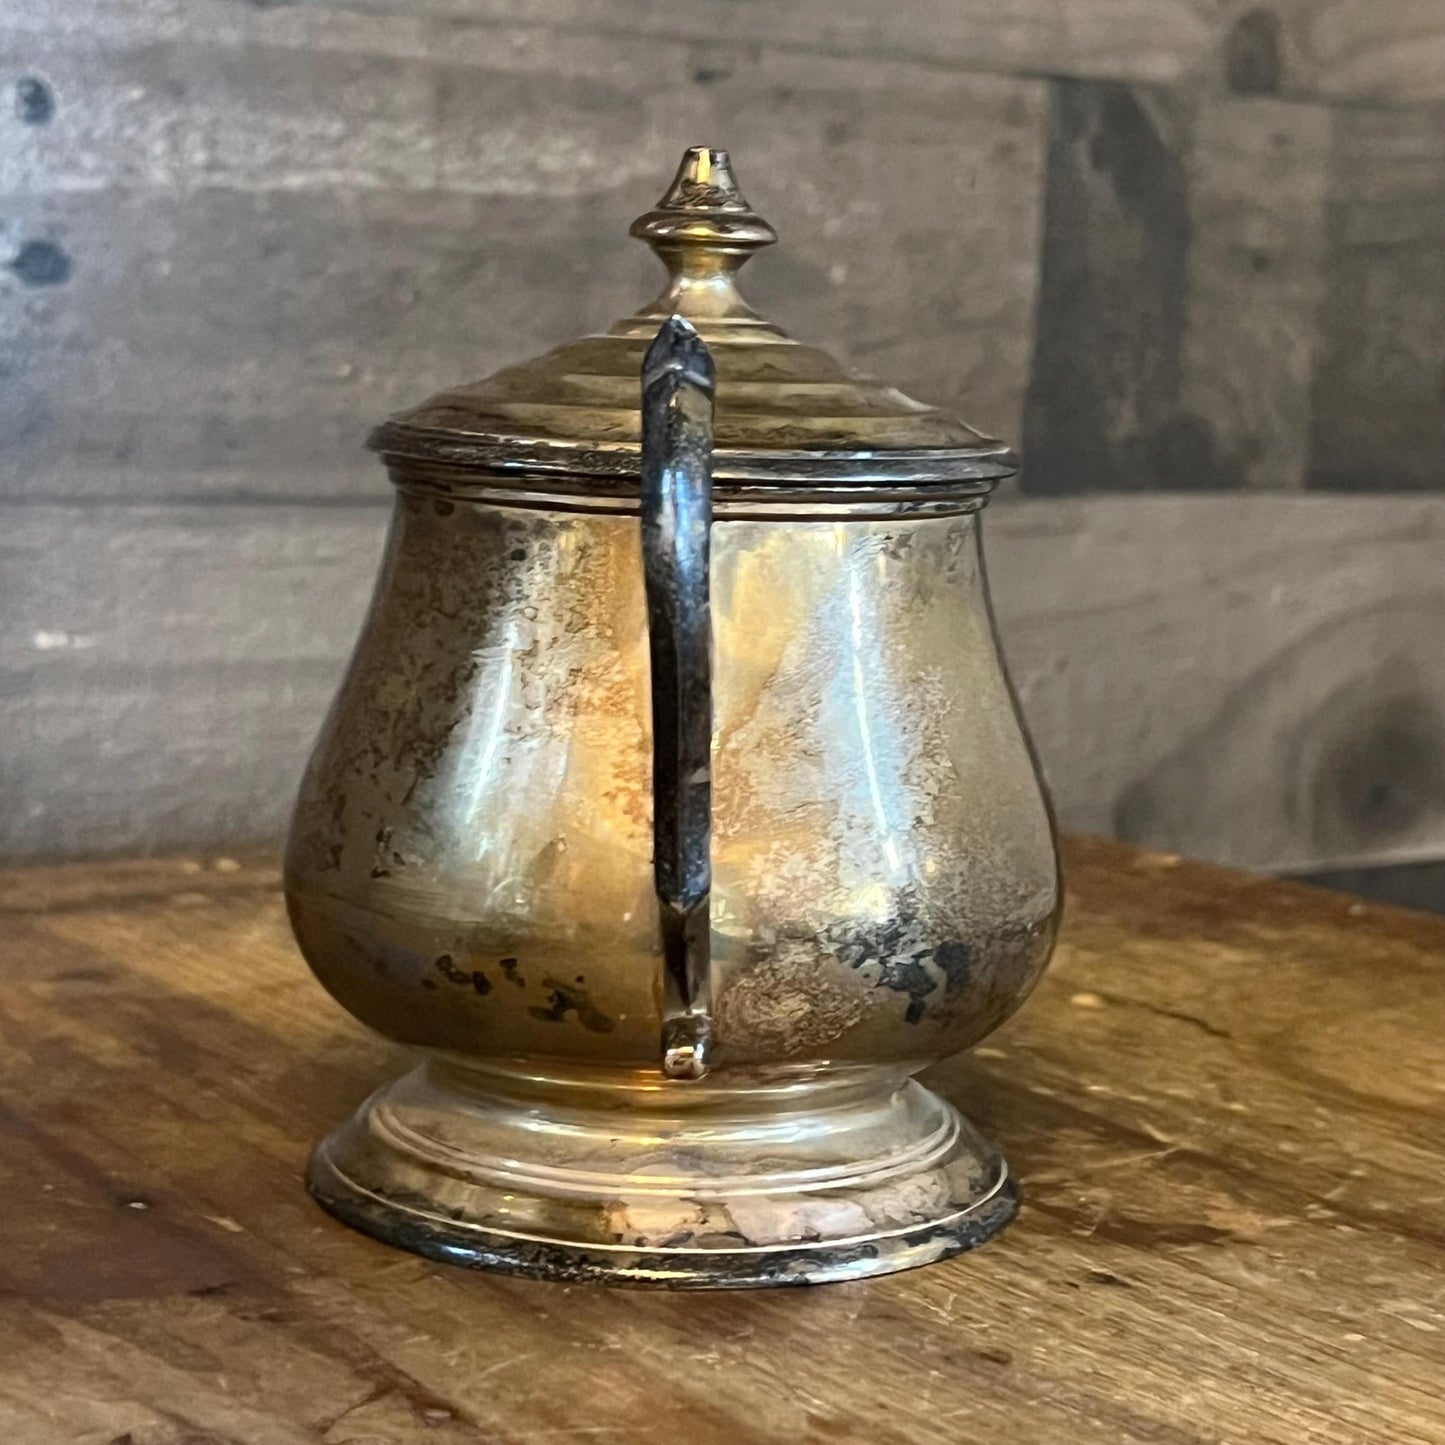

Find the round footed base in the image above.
[{"left": 307, "top": 1060, "right": 1018, "bottom": 1289}]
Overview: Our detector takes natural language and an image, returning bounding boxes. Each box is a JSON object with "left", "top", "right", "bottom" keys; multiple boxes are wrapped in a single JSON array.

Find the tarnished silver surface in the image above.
[
  {"left": 288, "top": 499, "right": 1057, "bottom": 1069},
  {"left": 286, "top": 146, "right": 1060, "bottom": 1287}
]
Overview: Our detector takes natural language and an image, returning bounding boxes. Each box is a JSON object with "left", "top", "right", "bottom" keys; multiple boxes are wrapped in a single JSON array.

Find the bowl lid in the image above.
[{"left": 369, "top": 147, "right": 1017, "bottom": 495}]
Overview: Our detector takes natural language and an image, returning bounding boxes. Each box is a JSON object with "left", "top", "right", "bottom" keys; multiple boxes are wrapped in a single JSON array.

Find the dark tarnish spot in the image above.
[
  {"left": 7, "top": 239, "right": 72, "bottom": 287},
  {"left": 433, "top": 955, "right": 491, "bottom": 996},
  {"left": 830, "top": 912, "right": 979, "bottom": 1025},
  {"left": 935, "top": 940, "right": 976, "bottom": 996},
  {"left": 881, "top": 959, "right": 935, "bottom": 1025},
  {"left": 1225, "top": 8, "right": 1283, "bottom": 96},
  {"left": 371, "top": 824, "right": 404, "bottom": 879},
  {"left": 692, "top": 65, "right": 731, "bottom": 84},
  {"left": 16, "top": 77, "right": 55, "bottom": 125},
  {"left": 528, "top": 977, "right": 614, "bottom": 1033},
  {"left": 826, "top": 916, "right": 934, "bottom": 1022},
  {"left": 310, "top": 793, "right": 347, "bottom": 872},
  {"left": 500, "top": 957, "right": 524, "bottom": 987}
]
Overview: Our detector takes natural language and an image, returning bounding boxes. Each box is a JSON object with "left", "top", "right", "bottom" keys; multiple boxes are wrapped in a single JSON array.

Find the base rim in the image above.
[
  {"left": 305, "top": 1062, "right": 1019, "bottom": 1289},
  {"left": 308, "top": 1148, "right": 1018, "bottom": 1289}
]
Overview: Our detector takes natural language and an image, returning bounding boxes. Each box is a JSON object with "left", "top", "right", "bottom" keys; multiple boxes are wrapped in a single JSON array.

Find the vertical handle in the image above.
[{"left": 640, "top": 316, "right": 716, "bottom": 1081}]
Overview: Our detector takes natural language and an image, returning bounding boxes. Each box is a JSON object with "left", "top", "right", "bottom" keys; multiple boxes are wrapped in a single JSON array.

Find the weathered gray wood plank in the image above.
[
  {"left": 1021, "top": 81, "right": 1193, "bottom": 494},
  {"left": 14, "top": 0, "right": 1445, "bottom": 104},
  {"left": 1306, "top": 104, "right": 1445, "bottom": 491},
  {"left": 1276, "top": 0, "right": 1445, "bottom": 106},
  {"left": 992, "top": 496, "right": 1445, "bottom": 872},
  {"left": 1176, "top": 97, "right": 1331, "bottom": 491},
  {"left": 2, "top": 40, "right": 1046, "bottom": 501},
  {"left": 1022, "top": 82, "right": 1443, "bottom": 497},
  {"left": 4, "top": 495, "right": 1443, "bottom": 871},
  {"left": 2, "top": 0, "right": 1216, "bottom": 92},
  {"left": 0, "top": 504, "right": 385, "bottom": 674},
  {"left": 0, "top": 503, "right": 387, "bottom": 859}
]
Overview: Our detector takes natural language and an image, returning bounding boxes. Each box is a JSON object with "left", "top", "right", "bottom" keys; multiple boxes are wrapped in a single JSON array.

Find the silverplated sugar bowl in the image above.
[{"left": 285, "top": 147, "right": 1061, "bottom": 1288}]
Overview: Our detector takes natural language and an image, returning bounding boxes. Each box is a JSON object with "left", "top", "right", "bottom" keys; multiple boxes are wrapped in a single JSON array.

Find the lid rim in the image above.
[{"left": 368, "top": 420, "right": 1019, "bottom": 487}]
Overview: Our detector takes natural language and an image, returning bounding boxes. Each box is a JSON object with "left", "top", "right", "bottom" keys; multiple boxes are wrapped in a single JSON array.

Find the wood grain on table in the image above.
[{"left": 0, "top": 836, "right": 1441, "bottom": 1444}]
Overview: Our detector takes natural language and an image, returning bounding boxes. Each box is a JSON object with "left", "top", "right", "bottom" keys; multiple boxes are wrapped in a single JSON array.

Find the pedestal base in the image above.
[{"left": 307, "top": 1060, "right": 1017, "bottom": 1289}]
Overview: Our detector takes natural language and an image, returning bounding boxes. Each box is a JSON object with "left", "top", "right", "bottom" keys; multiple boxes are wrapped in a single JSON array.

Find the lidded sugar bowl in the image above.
[{"left": 285, "top": 147, "right": 1061, "bottom": 1288}]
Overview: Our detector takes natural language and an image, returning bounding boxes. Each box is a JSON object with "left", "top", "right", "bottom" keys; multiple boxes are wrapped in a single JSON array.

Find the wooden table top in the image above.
[{"left": 0, "top": 837, "right": 1442, "bottom": 1444}]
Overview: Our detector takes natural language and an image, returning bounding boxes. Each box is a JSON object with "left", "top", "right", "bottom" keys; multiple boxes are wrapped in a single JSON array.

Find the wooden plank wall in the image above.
[{"left": 3, "top": 0, "right": 1444, "bottom": 879}]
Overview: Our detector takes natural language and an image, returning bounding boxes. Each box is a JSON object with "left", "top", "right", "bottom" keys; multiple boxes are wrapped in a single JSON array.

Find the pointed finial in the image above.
[
  {"left": 632, "top": 147, "right": 776, "bottom": 256},
  {"left": 629, "top": 148, "right": 777, "bottom": 323}
]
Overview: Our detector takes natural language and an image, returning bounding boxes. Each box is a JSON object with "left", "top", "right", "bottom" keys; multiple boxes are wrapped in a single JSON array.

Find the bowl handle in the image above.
[{"left": 640, "top": 316, "right": 716, "bottom": 1081}]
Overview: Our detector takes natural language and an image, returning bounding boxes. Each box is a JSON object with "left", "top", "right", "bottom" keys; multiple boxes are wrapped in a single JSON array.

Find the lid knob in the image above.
[{"left": 630, "top": 148, "right": 777, "bottom": 325}]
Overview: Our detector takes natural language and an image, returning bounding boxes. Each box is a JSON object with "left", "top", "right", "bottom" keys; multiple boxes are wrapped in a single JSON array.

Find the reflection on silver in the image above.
[{"left": 287, "top": 501, "right": 1058, "bottom": 1075}]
